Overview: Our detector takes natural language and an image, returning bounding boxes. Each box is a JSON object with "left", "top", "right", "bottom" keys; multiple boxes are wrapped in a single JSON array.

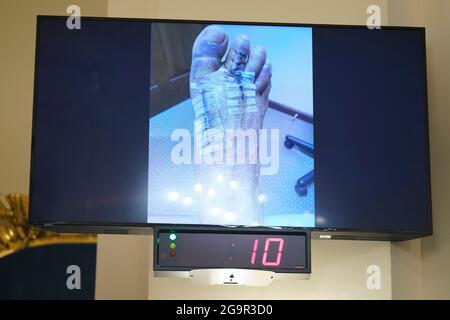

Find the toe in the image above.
[
  {"left": 224, "top": 34, "right": 251, "bottom": 75},
  {"left": 255, "top": 61, "right": 272, "bottom": 95},
  {"left": 191, "top": 25, "right": 228, "bottom": 79},
  {"left": 261, "top": 81, "right": 272, "bottom": 100},
  {"left": 244, "top": 46, "right": 266, "bottom": 78}
]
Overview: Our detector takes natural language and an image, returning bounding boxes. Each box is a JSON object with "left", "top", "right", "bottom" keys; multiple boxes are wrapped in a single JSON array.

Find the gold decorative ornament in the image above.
[{"left": 0, "top": 193, "right": 96, "bottom": 259}]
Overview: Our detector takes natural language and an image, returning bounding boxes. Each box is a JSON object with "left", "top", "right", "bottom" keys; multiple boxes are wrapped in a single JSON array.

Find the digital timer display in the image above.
[{"left": 155, "top": 229, "right": 309, "bottom": 272}]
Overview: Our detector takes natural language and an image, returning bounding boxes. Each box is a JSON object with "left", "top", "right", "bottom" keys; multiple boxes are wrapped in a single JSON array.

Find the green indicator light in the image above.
[
  {"left": 169, "top": 233, "right": 176, "bottom": 241},
  {"left": 170, "top": 242, "right": 176, "bottom": 249}
]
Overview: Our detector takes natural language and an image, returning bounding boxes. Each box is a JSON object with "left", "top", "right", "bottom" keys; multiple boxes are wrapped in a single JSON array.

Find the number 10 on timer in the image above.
[{"left": 250, "top": 238, "right": 284, "bottom": 267}]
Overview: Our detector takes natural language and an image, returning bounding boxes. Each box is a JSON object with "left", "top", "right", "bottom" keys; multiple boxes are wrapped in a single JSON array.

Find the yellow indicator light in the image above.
[{"left": 170, "top": 243, "right": 176, "bottom": 249}]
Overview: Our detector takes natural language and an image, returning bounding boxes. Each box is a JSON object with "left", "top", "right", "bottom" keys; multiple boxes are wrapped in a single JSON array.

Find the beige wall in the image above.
[
  {"left": 388, "top": 0, "right": 450, "bottom": 300},
  {"left": 95, "top": 235, "right": 152, "bottom": 299},
  {"left": 413, "top": 0, "right": 450, "bottom": 300},
  {"left": 418, "top": 0, "right": 450, "bottom": 300},
  {"left": 157, "top": 0, "right": 387, "bottom": 24},
  {"left": 107, "top": 0, "right": 158, "bottom": 18}
]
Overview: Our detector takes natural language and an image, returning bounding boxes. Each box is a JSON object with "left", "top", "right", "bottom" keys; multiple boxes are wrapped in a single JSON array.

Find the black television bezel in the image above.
[{"left": 29, "top": 15, "right": 433, "bottom": 241}]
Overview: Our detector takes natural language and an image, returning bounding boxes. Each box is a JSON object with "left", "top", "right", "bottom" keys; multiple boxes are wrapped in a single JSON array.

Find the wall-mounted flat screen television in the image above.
[{"left": 29, "top": 16, "right": 432, "bottom": 240}]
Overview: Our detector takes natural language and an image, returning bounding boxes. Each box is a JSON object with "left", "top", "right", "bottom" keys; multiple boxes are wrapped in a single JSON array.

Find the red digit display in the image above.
[
  {"left": 250, "top": 237, "right": 285, "bottom": 267},
  {"left": 157, "top": 230, "right": 307, "bottom": 272},
  {"left": 262, "top": 238, "right": 284, "bottom": 266},
  {"left": 250, "top": 239, "right": 259, "bottom": 265}
]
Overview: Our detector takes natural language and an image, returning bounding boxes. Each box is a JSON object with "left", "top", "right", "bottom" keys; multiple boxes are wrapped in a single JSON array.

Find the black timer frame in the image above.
[{"left": 153, "top": 225, "right": 311, "bottom": 274}]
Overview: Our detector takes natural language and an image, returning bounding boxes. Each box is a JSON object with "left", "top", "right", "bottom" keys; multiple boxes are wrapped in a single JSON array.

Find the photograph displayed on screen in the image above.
[{"left": 147, "top": 23, "right": 315, "bottom": 227}]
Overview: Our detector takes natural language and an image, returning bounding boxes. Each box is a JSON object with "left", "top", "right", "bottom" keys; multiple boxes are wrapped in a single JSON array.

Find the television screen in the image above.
[{"left": 30, "top": 16, "right": 432, "bottom": 238}]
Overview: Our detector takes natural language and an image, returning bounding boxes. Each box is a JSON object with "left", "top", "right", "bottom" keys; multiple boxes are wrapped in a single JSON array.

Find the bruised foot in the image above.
[{"left": 190, "top": 25, "right": 272, "bottom": 225}]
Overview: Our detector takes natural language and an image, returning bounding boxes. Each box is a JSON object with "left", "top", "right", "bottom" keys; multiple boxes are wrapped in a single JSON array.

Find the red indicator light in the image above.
[{"left": 169, "top": 251, "right": 176, "bottom": 257}]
